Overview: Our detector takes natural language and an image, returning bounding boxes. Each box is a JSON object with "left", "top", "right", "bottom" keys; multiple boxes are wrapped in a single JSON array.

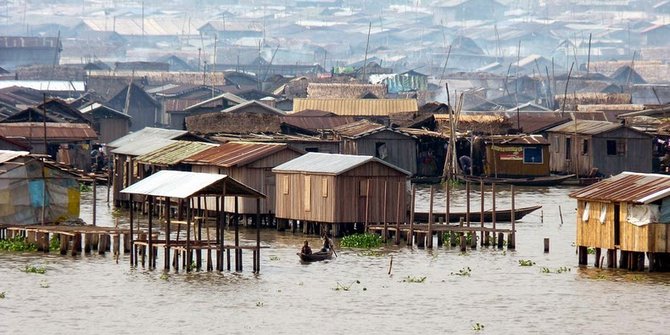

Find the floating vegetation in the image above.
[
  {"left": 256, "top": 301, "right": 264, "bottom": 307},
  {"left": 518, "top": 259, "right": 536, "bottom": 267},
  {"left": 188, "top": 261, "right": 197, "bottom": 272},
  {"left": 40, "top": 280, "right": 49, "bottom": 288},
  {"left": 79, "top": 183, "right": 92, "bottom": 192},
  {"left": 0, "top": 236, "right": 38, "bottom": 252},
  {"left": 340, "top": 233, "right": 382, "bottom": 248},
  {"left": 587, "top": 247, "right": 596, "bottom": 255},
  {"left": 111, "top": 208, "right": 123, "bottom": 218},
  {"left": 269, "top": 255, "right": 280, "bottom": 261},
  {"left": 402, "top": 276, "right": 427, "bottom": 283},
  {"left": 540, "top": 267, "right": 551, "bottom": 273},
  {"left": 22, "top": 264, "right": 47, "bottom": 274},
  {"left": 0, "top": 291, "right": 5, "bottom": 299},
  {"left": 358, "top": 250, "right": 383, "bottom": 257},
  {"left": 159, "top": 273, "right": 169, "bottom": 281},
  {"left": 451, "top": 267, "right": 472, "bottom": 276},
  {"left": 333, "top": 280, "right": 361, "bottom": 291},
  {"left": 471, "top": 323, "right": 485, "bottom": 331},
  {"left": 442, "top": 232, "right": 474, "bottom": 245}
]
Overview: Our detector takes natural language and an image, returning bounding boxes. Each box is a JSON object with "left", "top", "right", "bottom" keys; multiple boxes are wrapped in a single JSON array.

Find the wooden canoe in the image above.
[
  {"left": 456, "top": 174, "right": 575, "bottom": 187},
  {"left": 297, "top": 249, "right": 333, "bottom": 262},
  {"left": 413, "top": 205, "right": 542, "bottom": 223}
]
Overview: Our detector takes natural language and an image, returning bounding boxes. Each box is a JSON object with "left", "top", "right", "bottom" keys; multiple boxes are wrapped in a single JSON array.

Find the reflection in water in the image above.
[{"left": 1, "top": 186, "right": 670, "bottom": 334}]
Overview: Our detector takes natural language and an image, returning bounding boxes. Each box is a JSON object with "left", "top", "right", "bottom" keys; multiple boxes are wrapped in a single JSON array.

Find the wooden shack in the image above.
[
  {"left": 78, "top": 102, "right": 131, "bottom": 143},
  {"left": 546, "top": 120, "right": 653, "bottom": 176},
  {"left": 333, "top": 120, "right": 418, "bottom": 175},
  {"left": 183, "top": 142, "right": 303, "bottom": 218},
  {"left": 272, "top": 152, "right": 411, "bottom": 236},
  {"left": 483, "top": 135, "right": 550, "bottom": 177},
  {"left": 570, "top": 172, "right": 670, "bottom": 271}
]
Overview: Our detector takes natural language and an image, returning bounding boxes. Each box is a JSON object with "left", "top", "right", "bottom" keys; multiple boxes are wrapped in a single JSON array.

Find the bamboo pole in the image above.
[
  {"left": 479, "top": 180, "right": 484, "bottom": 245},
  {"left": 395, "top": 181, "right": 401, "bottom": 245},
  {"left": 428, "top": 185, "right": 434, "bottom": 248},
  {"left": 364, "top": 179, "right": 371, "bottom": 233},
  {"left": 492, "top": 183, "right": 496, "bottom": 245},
  {"left": 408, "top": 184, "right": 416, "bottom": 246},
  {"left": 466, "top": 181, "right": 470, "bottom": 227},
  {"left": 165, "top": 196, "right": 171, "bottom": 270},
  {"left": 509, "top": 185, "right": 516, "bottom": 249}
]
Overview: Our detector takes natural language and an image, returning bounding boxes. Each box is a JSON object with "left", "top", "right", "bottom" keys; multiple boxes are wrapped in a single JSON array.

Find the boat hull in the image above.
[
  {"left": 413, "top": 205, "right": 542, "bottom": 223},
  {"left": 297, "top": 250, "right": 333, "bottom": 262},
  {"left": 457, "top": 174, "right": 575, "bottom": 187}
]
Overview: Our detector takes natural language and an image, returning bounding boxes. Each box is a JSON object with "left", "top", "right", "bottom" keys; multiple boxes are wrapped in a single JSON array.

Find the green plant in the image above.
[
  {"left": 0, "top": 236, "right": 38, "bottom": 252},
  {"left": 49, "top": 235, "right": 60, "bottom": 252},
  {"left": 556, "top": 266, "right": 571, "bottom": 273},
  {"left": 518, "top": 259, "right": 535, "bottom": 266},
  {"left": 402, "top": 276, "right": 427, "bottom": 283},
  {"left": 587, "top": 247, "right": 596, "bottom": 255},
  {"left": 79, "top": 183, "right": 92, "bottom": 192},
  {"left": 451, "top": 267, "right": 472, "bottom": 276},
  {"left": 540, "top": 267, "right": 551, "bottom": 273},
  {"left": 22, "top": 264, "right": 46, "bottom": 274},
  {"left": 333, "top": 280, "right": 361, "bottom": 291},
  {"left": 256, "top": 301, "right": 264, "bottom": 307},
  {"left": 340, "top": 233, "right": 382, "bottom": 248},
  {"left": 0, "top": 291, "right": 5, "bottom": 298},
  {"left": 40, "top": 280, "right": 49, "bottom": 288},
  {"left": 269, "top": 255, "right": 280, "bottom": 261},
  {"left": 111, "top": 208, "right": 123, "bottom": 218},
  {"left": 188, "top": 261, "right": 197, "bottom": 271},
  {"left": 159, "top": 273, "right": 169, "bottom": 281}
]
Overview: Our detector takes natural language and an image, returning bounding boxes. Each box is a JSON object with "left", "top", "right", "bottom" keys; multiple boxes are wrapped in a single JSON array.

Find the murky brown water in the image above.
[{"left": 2, "top": 185, "right": 670, "bottom": 334}]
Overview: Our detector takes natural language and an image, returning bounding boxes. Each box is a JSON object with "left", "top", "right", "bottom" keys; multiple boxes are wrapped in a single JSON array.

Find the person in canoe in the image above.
[
  {"left": 301, "top": 240, "right": 312, "bottom": 255},
  {"left": 320, "top": 232, "right": 333, "bottom": 252}
]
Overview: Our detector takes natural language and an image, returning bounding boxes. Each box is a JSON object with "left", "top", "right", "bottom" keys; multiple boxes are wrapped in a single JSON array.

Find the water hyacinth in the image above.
[{"left": 340, "top": 233, "right": 382, "bottom": 248}]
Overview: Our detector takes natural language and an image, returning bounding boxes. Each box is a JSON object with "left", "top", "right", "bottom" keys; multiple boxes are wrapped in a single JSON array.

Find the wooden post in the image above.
[
  {"left": 364, "top": 179, "right": 371, "bottom": 233},
  {"left": 594, "top": 248, "right": 601, "bottom": 268},
  {"left": 186, "top": 198, "right": 192, "bottom": 272},
  {"left": 408, "top": 184, "right": 416, "bottom": 247},
  {"left": 578, "top": 246, "right": 587, "bottom": 265},
  {"left": 491, "top": 183, "right": 496, "bottom": 245},
  {"left": 256, "top": 198, "right": 261, "bottom": 274},
  {"left": 497, "top": 232, "right": 504, "bottom": 249},
  {"left": 129, "top": 195, "right": 134, "bottom": 266},
  {"left": 59, "top": 234, "right": 67, "bottom": 255},
  {"left": 395, "top": 181, "right": 402, "bottom": 245},
  {"left": 460, "top": 235, "right": 466, "bottom": 252},
  {"left": 92, "top": 179, "right": 97, "bottom": 226},
  {"left": 479, "top": 180, "right": 485, "bottom": 246},
  {"left": 544, "top": 238, "right": 550, "bottom": 253},
  {"left": 427, "top": 185, "right": 434, "bottom": 248},
  {"left": 234, "top": 196, "right": 240, "bottom": 272},
  {"left": 607, "top": 249, "right": 616, "bottom": 268},
  {"left": 165, "top": 196, "right": 171, "bottom": 271},
  {"left": 507, "top": 185, "right": 516, "bottom": 250},
  {"left": 465, "top": 181, "right": 470, "bottom": 226},
  {"left": 558, "top": 205, "right": 564, "bottom": 225},
  {"left": 382, "top": 180, "right": 388, "bottom": 243},
  {"left": 148, "top": 195, "right": 154, "bottom": 269},
  {"left": 445, "top": 177, "right": 450, "bottom": 224}
]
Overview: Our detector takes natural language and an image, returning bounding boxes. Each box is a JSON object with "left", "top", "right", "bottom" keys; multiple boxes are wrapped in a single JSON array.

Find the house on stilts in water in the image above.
[
  {"left": 570, "top": 172, "right": 670, "bottom": 271},
  {"left": 272, "top": 152, "right": 410, "bottom": 236}
]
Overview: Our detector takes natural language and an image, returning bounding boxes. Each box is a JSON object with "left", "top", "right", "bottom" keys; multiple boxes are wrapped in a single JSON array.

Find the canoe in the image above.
[
  {"left": 413, "top": 205, "right": 542, "bottom": 223},
  {"left": 297, "top": 249, "right": 333, "bottom": 262},
  {"left": 456, "top": 174, "right": 575, "bottom": 187}
]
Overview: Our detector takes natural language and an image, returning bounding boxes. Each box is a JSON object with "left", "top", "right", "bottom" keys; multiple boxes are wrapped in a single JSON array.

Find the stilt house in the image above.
[
  {"left": 570, "top": 172, "right": 670, "bottom": 271},
  {"left": 272, "top": 152, "right": 410, "bottom": 235}
]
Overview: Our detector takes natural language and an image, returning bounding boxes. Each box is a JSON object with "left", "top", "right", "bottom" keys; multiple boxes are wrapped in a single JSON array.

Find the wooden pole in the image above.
[
  {"left": 382, "top": 180, "right": 388, "bottom": 242},
  {"left": 235, "top": 196, "right": 240, "bottom": 272},
  {"left": 465, "top": 181, "right": 470, "bottom": 226},
  {"left": 186, "top": 198, "right": 191, "bottom": 272},
  {"left": 165, "top": 196, "right": 171, "bottom": 270},
  {"left": 427, "top": 185, "right": 434, "bottom": 248},
  {"left": 509, "top": 185, "right": 516, "bottom": 249},
  {"left": 92, "top": 179, "right": 97, "bottom": 226},
  {"left": 408, "top": 184, "right": 416, "bottom": 246},
  {"left": 480, "top": 180, "right": 484, "bottom": 245},
  {"left": 256, "top": 198, "right": 261, "bottom": 273},
  {"left": 445, "top": 173, "right": 450, "bottom": 223},
  {"left": 129, "top": 195, "right": 134, "bottom": 266},
  {"left": 148, "top": 195, "right": 153, "bottom": 269},
  {"left": 364, "top": 179, "right": 371, "bottom": 233},
  {"left": 491, "top": 183, "right": 496, "bottom": 245},
  {"left": 395, "top": 181, "right": 401, "bottom": 245}
]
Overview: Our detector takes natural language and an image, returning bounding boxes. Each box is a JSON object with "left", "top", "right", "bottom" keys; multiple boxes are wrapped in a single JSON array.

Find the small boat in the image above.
[
  {"left": 456, "top": 174, "right": 575, "bottom": 187},
  {"left": 413, "top": 205, "right": 542, "bottom": 223},
  {"left": 297, "top": 249, "right": 333, "bottom": 262}
]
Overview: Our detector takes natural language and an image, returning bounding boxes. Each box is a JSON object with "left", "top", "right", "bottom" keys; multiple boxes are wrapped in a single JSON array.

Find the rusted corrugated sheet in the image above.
[
  {"left": 546, "top": 120, "right": 621, "bottom": 135},
  {"left": 292, "top": 98, "right": 418, "bottom": 116},
  {"left": 569, "top": 172, "right": 670, "bottom": 204},
  {"left": 487, "top": 135, "right": 549, "bottom": 145},
  {"left": 333, "top": 120, "right": 385, "bottom": 138},
  {"left": 280, "top": 115, "right": 356, "bottom": 133},
  {"left": 184, "top": 142, "right": 290, "bottom": 167},
  {"left": 0, "top": 122, "right": 97, "bottom": 141},
  {"left": 398, "top": 127, "right": 450, "bottom": 139},
  {"left": 135, "top": 141, "right": 216, "bottom": 166}
]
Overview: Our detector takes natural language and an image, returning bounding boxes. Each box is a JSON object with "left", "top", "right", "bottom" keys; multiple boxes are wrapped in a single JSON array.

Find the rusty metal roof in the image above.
[
  {"left": 183, "top": 142, "right": 297, "bottom": 167},
  {"left": 292, "top": 98, "right": 418, "bottom": 116},
  {"left": 135, "top": 141, "right": 216, "bottom": 166},
  {"left": 546, "top": 120, "right": 622, "bottom": 135},
  {"left": 273, "top": 152, "right": 411, "bottom": 176},
  {"left": 569, "top": 172, "right": 670, "bottom": 204},
  {"left": 0, "top": 150, "right": 29, "bottom": 163},
  {"left": 486, "top": 135, "right": 549, "bottom": 145},
  {"left": 121, "top": 170, "right": 265, "bottom": 199},
  {"left": 279, "top": 115, "right": 356, "bottom": 134},
  {"left": 0, "top": 122, "right": 97, "bottom": 141},
  {"left": 333, "top": 119, "right": 416, "bottom": 139}
]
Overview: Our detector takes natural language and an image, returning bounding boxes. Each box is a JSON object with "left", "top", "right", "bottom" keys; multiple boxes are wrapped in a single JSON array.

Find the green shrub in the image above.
[
  {"left": 340, "top": 233, "right": 382, "bottom": 248},
  {"left": 0, "top": 236, "right": 38, "bottom": 252}
]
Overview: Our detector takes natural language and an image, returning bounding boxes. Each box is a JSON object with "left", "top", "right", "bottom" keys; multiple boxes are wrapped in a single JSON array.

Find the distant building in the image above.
[
  {"left": 0, "top": 37, "right": 62, "bottom": 71},
  {"left": 432, "top": 0, "right": 506, "bottom": 23}
]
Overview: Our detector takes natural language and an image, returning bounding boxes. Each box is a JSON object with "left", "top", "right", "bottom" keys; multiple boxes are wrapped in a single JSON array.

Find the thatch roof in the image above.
[{"left": 185, "top": 112, "right": 281, "bottom": 135}]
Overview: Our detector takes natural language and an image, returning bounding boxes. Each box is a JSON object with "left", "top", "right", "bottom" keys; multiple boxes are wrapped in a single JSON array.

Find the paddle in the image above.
[{"left": 329, "top": 237, "right": 337, "bottom": 257}]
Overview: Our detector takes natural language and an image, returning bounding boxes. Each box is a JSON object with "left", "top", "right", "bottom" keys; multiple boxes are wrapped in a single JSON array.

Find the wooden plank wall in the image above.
[
  {"left": 576, "top": 200, "right": 615, "bottom": 249},
  {"left": 484, "top": 145, "right": 549, "bottom": 177}
]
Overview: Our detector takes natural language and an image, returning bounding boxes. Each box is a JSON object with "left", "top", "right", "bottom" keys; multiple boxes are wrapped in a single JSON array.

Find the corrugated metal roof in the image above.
[
  {"left": 398, "top": 127, "right": 450, "bottom": 139},
  {"left": 0, "top": 150, "right": 29, "bottom": 163},
  {"left": 135, "top": 141, "right": 217, "bottom": 166},
  {"left": 546, "top": 120, "right": 622, "bottom": 135},
  {"left": 111, "top": 138, "right": 176, "bottom": 156},
  {"left": 120, "top": 170, "right": 265, "bottom": 199},
  {"left": 221, "top": 100, "right": 285, "bottom": 115},
  {"left": 107, "top": 127, "right": 187, "bottom": 148},
  {"left": 569, "top": 172, "right": 670, "bottom": 204},
  {"left": 184, "top": 142, "right": 293, "bottom": 167},
  {"left": 487, "top": 135, "right": 549, "bottom": 145},
  {"left": 333, "top": 119, "right": 386, "bottom": 138},
  {"left": 272, "top": 152, "right": 411, "bottom": 176},
  {"left": 79, "top": 103, "right": 131, "bottom": 119},
  {"left": 0, "top": 123, "right": 97, "bottom": 141},
  {"left": 292, "top": 98, "right": 418, "bottom": 116},
  {"left": 184, "top": 92, "right": 247, "bottom": 111}
]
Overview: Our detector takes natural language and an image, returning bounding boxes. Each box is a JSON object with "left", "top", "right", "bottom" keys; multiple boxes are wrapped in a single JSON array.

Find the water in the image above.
[{"left": 2, "top": 185, "right": 670, "bottom": 334}]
